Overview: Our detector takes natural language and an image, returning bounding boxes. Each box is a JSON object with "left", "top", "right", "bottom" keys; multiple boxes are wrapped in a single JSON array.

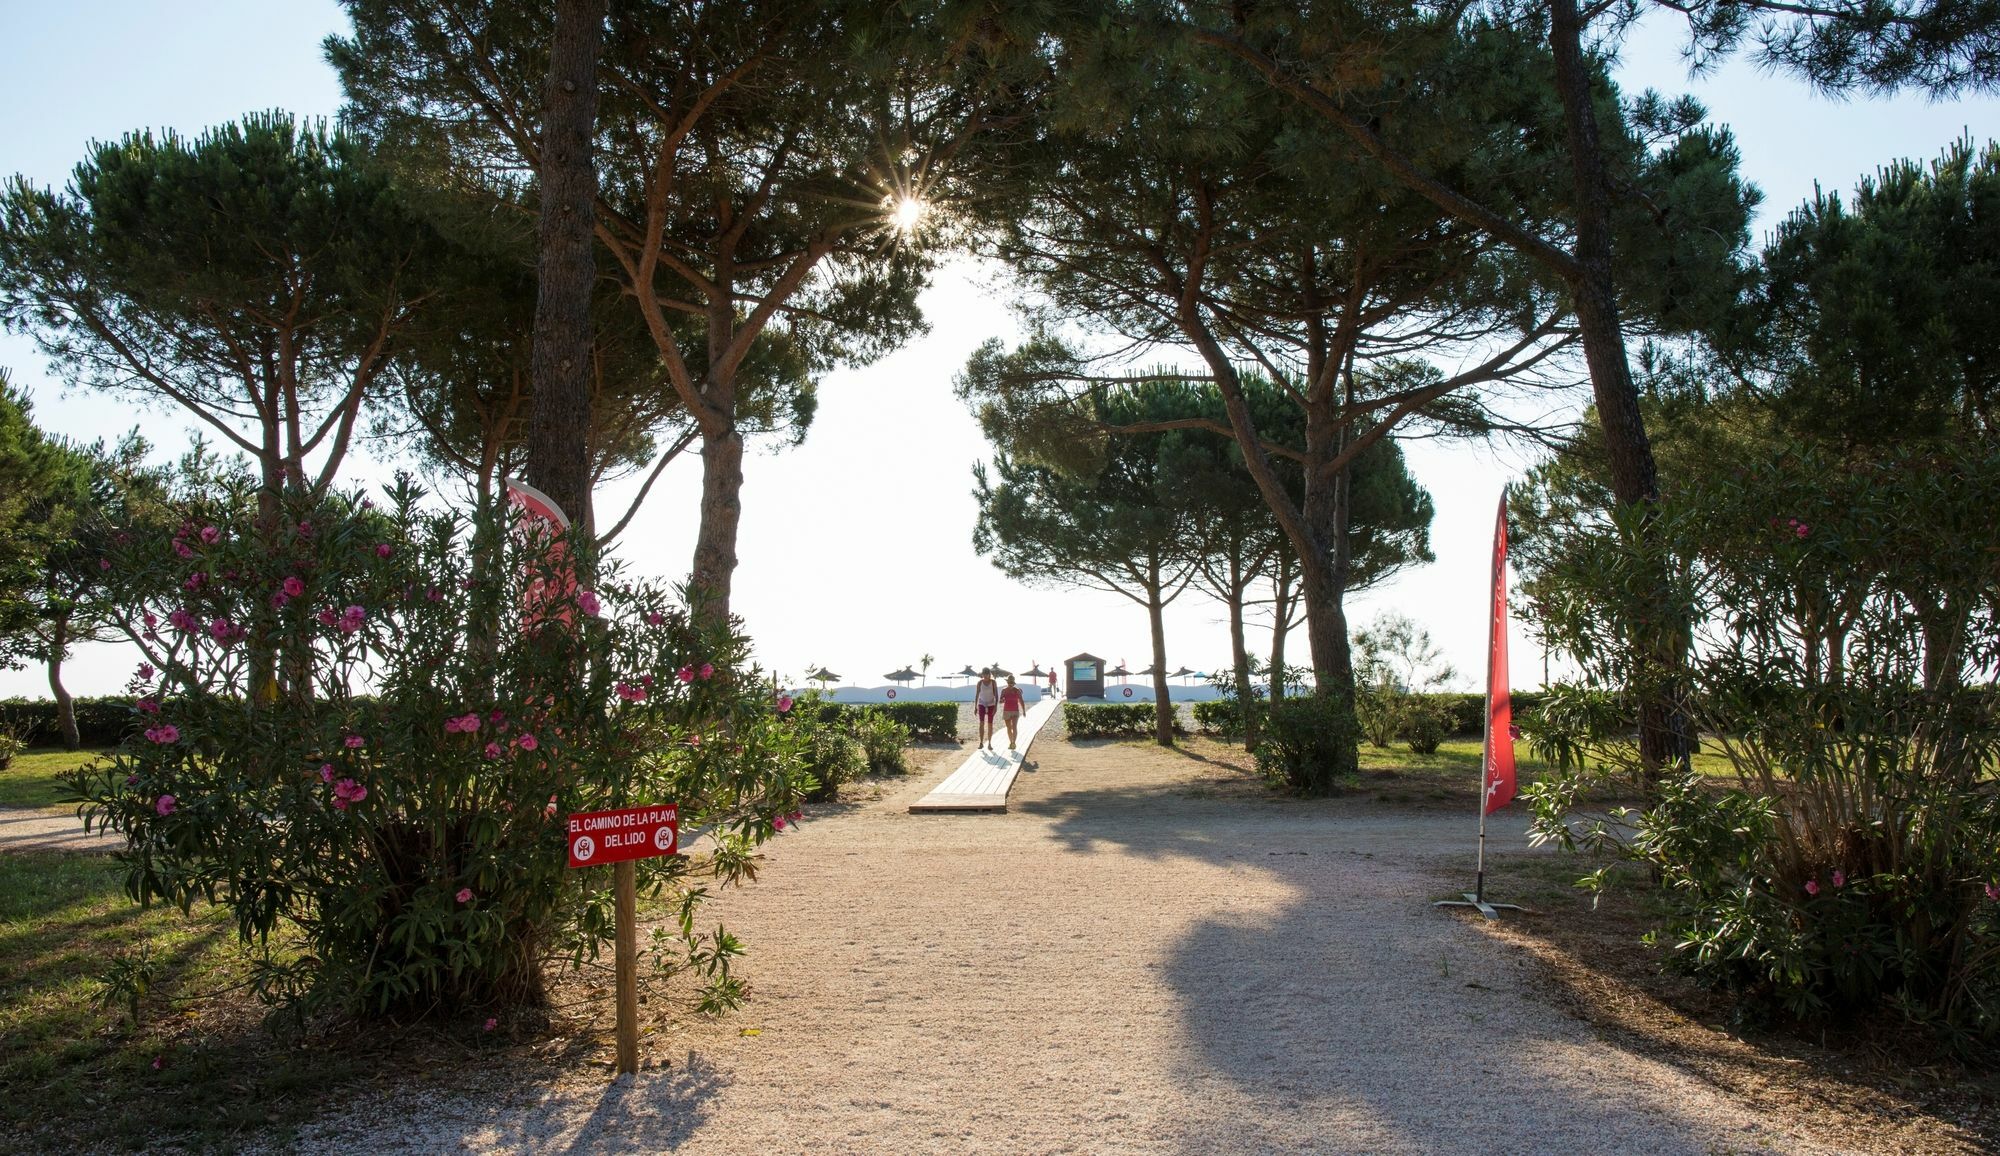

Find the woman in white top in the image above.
[{"left": 973, "top": 669, "right": 999, "bottom": 749}]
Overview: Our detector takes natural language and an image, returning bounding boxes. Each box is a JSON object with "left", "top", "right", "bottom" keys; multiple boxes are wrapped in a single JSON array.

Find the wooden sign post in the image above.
[{"left": 567, "top": 804, "right": 679, "bottom": 1075}]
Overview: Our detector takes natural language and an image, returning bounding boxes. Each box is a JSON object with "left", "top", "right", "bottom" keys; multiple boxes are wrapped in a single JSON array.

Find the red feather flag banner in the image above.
[
  {"left": 505, "top": 478, "right": 577, "bottom": 629},
  {"left": 1434, "top": 488, "right": 1524, "bottom": 919},
  {"left": 1484, "top": 491, "right": 1517, "bottom": 817}
]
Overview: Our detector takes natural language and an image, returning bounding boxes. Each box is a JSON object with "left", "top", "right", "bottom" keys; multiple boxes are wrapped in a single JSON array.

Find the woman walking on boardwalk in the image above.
[
  {"left": 973, "top": 669, "right": 999, "bottom": 749},
  {"left": 999, "top": 676, "right": 1025, "bottom": 751}
]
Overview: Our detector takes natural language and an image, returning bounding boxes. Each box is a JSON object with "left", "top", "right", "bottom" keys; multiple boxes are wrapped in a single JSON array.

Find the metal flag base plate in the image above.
[{"left": 1433, "top": 892, "right": 1525, "bottom": 921}]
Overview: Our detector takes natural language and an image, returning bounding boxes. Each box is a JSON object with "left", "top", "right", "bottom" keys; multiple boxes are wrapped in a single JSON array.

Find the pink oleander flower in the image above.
[
  {"left": 615, "top": 682, "right": 648, "bottom": 703},
  {"left": 345, "top": 734, "right": 365, "bottom": 749},
  {"left": 317, "top": 608, "right": 338, "bottom": 628},
  {"left": 645, "top": 612, "right": 665, "bottom": 626},
  {"left": 361, "top": 497, "right": 374, "bottom": 510},
  {"left": 1804, "top": 879, "right": 1820, "bottom": 896},
  {"left": 320, "top": 763, "right": 335, "bottom": 783},
  {"left": 333, "top": 778, "right": 368, "bottom": 805},
  {"left": 1986, "top": 883, "right": 1999, "bottom": 902},
  {"left": 488, "top": 709, "right": 506, "bottom": 724},
  {"left": 577, "top": 589, "right": 601, "bottom": 617},
  {"left": 125, "top": 774, "right": 139, "bottom": 787},
  {"left": 677, "top": 665, "right": 695, "bottom": 684},
  {"left": 270, "top": 591, "right": 290, "bottom": 610},
  {"left": 198, "top": 526, "right": 219, "bottom": 545},
  {"left": 773, "top": 815, "right": 786, "bottom": 831},
  {"left": 151, "top": 1056, "right": 163, "bottom": 1070},
  {"left": 1832, "top": 870, "right": 1846, "bottom": 888},
  {"left": 699, "top": 663, "right": 714, "bottom": 680},
  {"left": 282, "top": 576, "right": 305, "bottom": 598},
  {"left": 517, "top": 733, "right": 539, "bottom": 752},
  {"left": 148, "top": 725, "right": 180, "bottom": 744},
  {"left": 155, "top": 794, "right": 177, "bottom": 816},
  {"left": 98, "top": 558, "right": 111, "bottom": 571},
  {"left": 209, "top": 617, "right": 236, "bottom": 641},
  {"left": 1794, "top": 523, "right": 1810, "bottom": 538},
  {"left": 375, "top": 543, "right": 392, "bottom": 558},
  {"left": 456, "top": 887, "right": 473, "bottom": 904},
  {"left": 137, "top": 698, "right": 159, "bottom": 714},
  {"left": 332, "top": 795, "right": 350, "bottom": 812},
  {"left": 484, "top": 742, "right": 503, "bottom": 760},
  {"left": 777, "top": 694, "right": 793, "bottom": 714},
  {"left": 142, "top": 612, "right": 157, "bottom": 629},
  {"left": 296, "top": 519, "right": 314, "bottom": 538},
  {"left": 338, "top": 605, "right": 366, "bottom": 634},
  {"left": 426, "top": 586, "right": 442, "bottom": 602},
  {"left": 183, "top": 571, "right": 206, "bottom": 591},
  {"left": 168, "top": 609, "right": 197, "bottom": 632},
  {"left": 483, "top": 1017, "right": 498, "bottom": 1032},
  {"left": 136, "top": 663, "right": 155, "bottom": 681},
  {"left": 172, "top": 540, "right": 194, "bottom": 559}
]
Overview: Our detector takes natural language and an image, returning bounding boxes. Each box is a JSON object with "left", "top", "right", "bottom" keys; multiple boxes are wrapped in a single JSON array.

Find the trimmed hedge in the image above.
[
  {"left": 1255, "top": 696, "right": 1361, "bottom": 795},
  {"left": 1063, "top": 702, "right": 1182, "bottom": 740},
  {"left": 1193, "top": 699, "right": 1265, "bottom": 738},
  {"left": 0, "top": 697, "right": 140, "bottom": 747},
  {"left": 804, "top": 699, "right": 958, "bottom": 744}
]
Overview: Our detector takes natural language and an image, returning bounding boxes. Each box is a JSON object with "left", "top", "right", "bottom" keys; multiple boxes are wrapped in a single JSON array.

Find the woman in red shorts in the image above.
[
  {"left": 998, "top": 676, "right": 1025, "bottom": 751},
  {"left": 973, "top": 669, "right": 999, "bottom": 749}
]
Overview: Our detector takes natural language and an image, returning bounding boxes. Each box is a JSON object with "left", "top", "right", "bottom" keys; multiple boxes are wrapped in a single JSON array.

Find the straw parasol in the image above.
[
  {"left": 884, "top": 668, "right": 919, "bottom": 683},
  {"left": 1169, "top": 666, "right": 1194, "bottom": 685},
  {"left": 1107, "top": 663, "right": 1131, "bottom": 685},
  {"left": 1024, "top": 663, "right": 1048, "bottom": 678},
  {"left": 809, "top": 667, "right": 840, "bottom": 687}
]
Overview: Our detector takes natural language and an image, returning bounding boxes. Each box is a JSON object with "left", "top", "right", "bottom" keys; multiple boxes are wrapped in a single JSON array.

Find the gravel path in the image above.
[
  {"left": 284, "top": 737, "right": 1839, "bottom": 1155},
  {"left": 0, "top": 805, "right": 117, "bottom": 853}
]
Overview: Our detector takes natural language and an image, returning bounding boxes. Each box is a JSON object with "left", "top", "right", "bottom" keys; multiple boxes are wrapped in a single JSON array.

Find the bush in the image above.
[
  {"left": 1521, "top": 443, "right": 2000, "bottom": 1042},
  {"left": 793, "top": 716, "right": 865, "bottom": 802},
  {"left": 872, "top": 702, "right": 957, "bottom": 743},
  {"left": 0, "top": 696, "right": 142, "bottom": 748},
  {"left": 67, "top": 477, "right": 809, "bottom": 1020},
  {"left": 851, "top": 712, "right": 911, "bottom": 776},
  {"left": 1402, "top": 696, "right": 1454, "bottom": 755},
  {"left": 1253, "top": 695, "right": 1360, "bottom": 796},
  {"left": 1192, "top": 698, "right": 1263, "bottom": 738},
  {"left": 1062, "top": 702, "right": 1172, "bottom": 739}
]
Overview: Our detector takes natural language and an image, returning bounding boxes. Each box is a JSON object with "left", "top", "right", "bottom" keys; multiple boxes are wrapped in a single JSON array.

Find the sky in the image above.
[{"left": 1, "top": 3, "right": 1995, "bottom": 699}]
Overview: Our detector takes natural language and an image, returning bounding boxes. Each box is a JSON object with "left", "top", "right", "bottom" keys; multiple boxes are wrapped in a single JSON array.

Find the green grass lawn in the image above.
[
  {"left": 0, "top": 747, "right": 108, "bottom": 810},
  {"left": 0, "top": 851, "right": 366, "bottom": 1150}
]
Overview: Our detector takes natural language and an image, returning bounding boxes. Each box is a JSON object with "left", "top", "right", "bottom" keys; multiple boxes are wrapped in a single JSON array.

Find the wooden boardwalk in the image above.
[{"left": 909, "top": 696, "right": 1058, "bottom": 813}]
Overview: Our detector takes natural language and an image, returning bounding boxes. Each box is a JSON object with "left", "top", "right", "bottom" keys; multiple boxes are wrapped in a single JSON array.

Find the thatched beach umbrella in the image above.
[
  {"left": 986, "top": 663, "right": 1013, "bottom": 678},
  {"left": 1024, "top": 663, "right": 1047, "bottom": 678},
  {"left": 809, "top": 667, "right": 840, "bottom": 687},
  {"left": 1108, "top": 663, "right": 1131, "bottom": 685},
  {"left": 884, "top": 668, "right": 919, "bottom": 683}
]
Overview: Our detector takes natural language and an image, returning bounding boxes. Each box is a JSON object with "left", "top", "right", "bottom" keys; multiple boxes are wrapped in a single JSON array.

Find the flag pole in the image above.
[{"left": 1436, "top": 485, "right": 1522, "bottom": 921}]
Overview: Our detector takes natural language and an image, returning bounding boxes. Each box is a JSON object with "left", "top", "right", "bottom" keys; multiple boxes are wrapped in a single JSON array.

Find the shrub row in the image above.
[
  {"left": 1063, "top": 702, "right": 1183, "bottom": 739},
  {"left": 1194, "top": 692, "right": 1552, "bottom": 740},
  {"left": 802, "top": 700, "right": 957, "bottom": 744},
  {"left": 0, "top": 697, "right": 140, "bottom": 748}
]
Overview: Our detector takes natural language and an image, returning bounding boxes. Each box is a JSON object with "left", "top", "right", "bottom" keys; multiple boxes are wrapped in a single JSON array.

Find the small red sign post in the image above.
[
  {"left": 566, "top": 804, "right": 678, "bottom": 867},
  {"left": 567, "top": 804, "right": 678, "bottom": 1075}
]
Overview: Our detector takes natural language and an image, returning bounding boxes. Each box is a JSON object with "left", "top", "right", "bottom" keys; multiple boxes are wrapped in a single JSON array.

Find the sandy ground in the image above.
[
  {"left": 272, "top": 731, "right": 1870, "bottom": 1156},
  {"left": 0, "top": 804, "right": 118, "bottom": 853}
]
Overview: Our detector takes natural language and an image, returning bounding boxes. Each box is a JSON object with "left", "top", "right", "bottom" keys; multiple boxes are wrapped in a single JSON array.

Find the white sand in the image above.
[{"left": 280, "top": 737, "right": 1852, "bottom": 1155}]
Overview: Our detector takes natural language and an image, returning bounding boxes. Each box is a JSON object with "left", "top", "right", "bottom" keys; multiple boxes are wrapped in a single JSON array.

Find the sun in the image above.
[{"left": 889, "top": 195, "right": 926, "bottom": 234}]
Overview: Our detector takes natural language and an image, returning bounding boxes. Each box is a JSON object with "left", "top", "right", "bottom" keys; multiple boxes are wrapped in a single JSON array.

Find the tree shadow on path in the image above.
[{"left": 1017, "top": 781, "right": 1805, "bottom": 1155}]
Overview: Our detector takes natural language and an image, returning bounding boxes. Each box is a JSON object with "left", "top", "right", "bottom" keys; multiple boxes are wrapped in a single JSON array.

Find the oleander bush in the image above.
[
  {"left": 65, "top": 475, "right": 809, "bottom": 1021},
  {"left": 1520, "top": 444, "right": 2000, "bottom": 1043}
]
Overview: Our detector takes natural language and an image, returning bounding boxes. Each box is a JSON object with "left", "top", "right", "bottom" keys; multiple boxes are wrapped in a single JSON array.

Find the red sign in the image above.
[{"left": 566, "top": 804, "right": 678, "bottom": 868}]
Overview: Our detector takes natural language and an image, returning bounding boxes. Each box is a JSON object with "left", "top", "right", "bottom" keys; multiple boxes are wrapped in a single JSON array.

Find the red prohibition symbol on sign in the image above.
[
  {"left": 566, "top": 804, "right": 679, "bottom": 868},
  {"left": 886, "top": 687, "right": 897, "bottom": 699},
  {"left": 1122, "top": 686, "right": 1133, "bottom": 698}
]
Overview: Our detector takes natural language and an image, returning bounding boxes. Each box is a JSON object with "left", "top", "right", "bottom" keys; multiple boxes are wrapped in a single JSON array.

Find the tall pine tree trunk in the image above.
[
  {"left": 1226, "top": 554, "right": 1256, "bottom": 750},
  {"left": 47, "top": 615, "right": 77, "bottom": 750},
  {"left": 1549, "top": 0, "right": 1693, "bottom": 777},
  {"left": 1269, "top": 550, "right": 1295, "bottom": 702},
  {"left": 525, "top": 0, "right": 606, "bottom": 529},
  {"left": 690, "top": 423, "right": 745, "bottom": 626},
  {"left": 1145, "top": 558, "right": 1174, "bottom": 747}
]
